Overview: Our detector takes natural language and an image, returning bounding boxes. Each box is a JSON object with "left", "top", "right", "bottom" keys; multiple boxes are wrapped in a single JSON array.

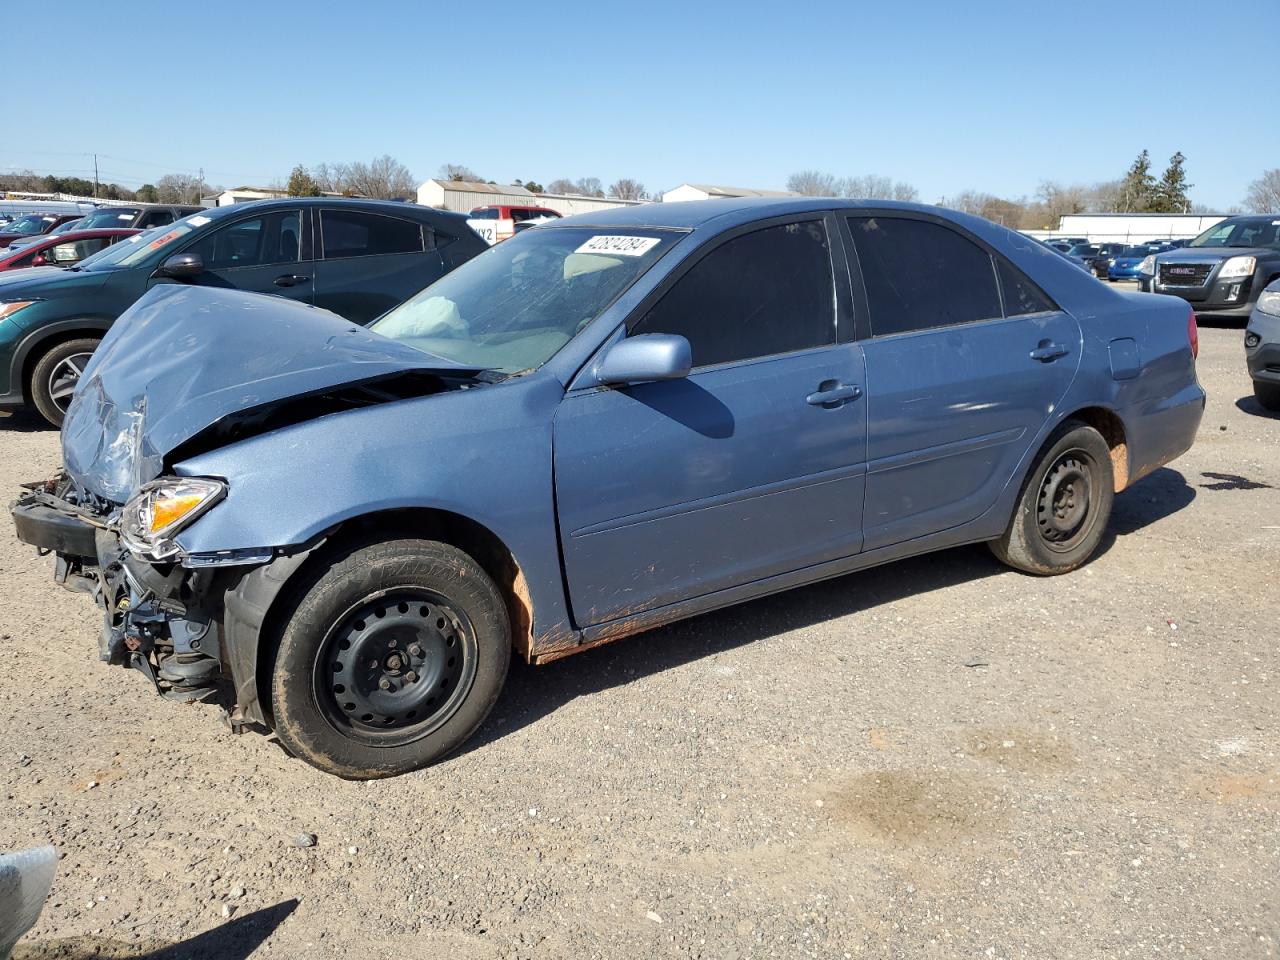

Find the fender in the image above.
[{"left": 7, "top": 318, "right": 112, "bottom": 402}]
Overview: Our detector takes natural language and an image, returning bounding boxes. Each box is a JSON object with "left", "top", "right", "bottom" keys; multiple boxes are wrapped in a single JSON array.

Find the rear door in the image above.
[
  {"left": 553, "top": 214, "right": 868, "bottom": 626},
  {"left": 174, "top": 208, "right": 314, "bottom": 306},
  {"left": 314, "top": 208, "right": 446, "bottom": 323},
  {"left": 844, "top": 213, "right": 1082, "bottom": 551}
]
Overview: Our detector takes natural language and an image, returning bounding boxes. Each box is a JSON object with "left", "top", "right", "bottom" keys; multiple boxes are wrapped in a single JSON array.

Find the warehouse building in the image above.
[
  {"left": 416, "top": 179, "right": 643, "bottom": 216},
  {"left": 662, "top": 183, "right": 796, "bottom": 203},
  {"left": 1039, "top": 212, "right": 1231, "bottom": 244}
]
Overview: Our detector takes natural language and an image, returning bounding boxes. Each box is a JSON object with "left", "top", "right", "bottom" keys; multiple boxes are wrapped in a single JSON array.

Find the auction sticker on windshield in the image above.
[{"left": 575, "top": 235, "right": 661, "bottom": 256}]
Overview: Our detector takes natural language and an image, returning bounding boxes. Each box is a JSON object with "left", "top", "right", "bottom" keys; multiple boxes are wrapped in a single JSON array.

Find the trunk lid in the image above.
[{"left": 63, "top": 285, "right": 477, "bottom": 503}]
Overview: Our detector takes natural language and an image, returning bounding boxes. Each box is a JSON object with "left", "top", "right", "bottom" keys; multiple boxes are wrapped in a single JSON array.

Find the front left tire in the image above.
[
  {"left": 30, "top": 337, "right": 100, "bottom": 427},
  {"left": 270, "top": 538, "right": 511, "bottom": 779}
]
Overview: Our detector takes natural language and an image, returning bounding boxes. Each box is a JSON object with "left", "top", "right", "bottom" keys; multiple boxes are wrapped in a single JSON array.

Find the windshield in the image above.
[
  {"left": 75, "top": 212, "right": 211, "bottom": 271},
  {"left": 1188, "top": 218, "right": 1280, "bottom": 250},
  {"left": 2, "top": 215, "right": 54, "bottom": 236},
  {"left": 1067, "top": 244, "right": 1097, "bottom": 256},
  {"left": 50, "top": 218, "right": 84, "bottom": 235},
  {"left": 469, "top": 208, "right": 500, "bottom": 219},
  {"left": 371, "top": 227, "right": 673, "bottom": 373},
  {"left": 77, "top": 208, "right": 140, "bottom": 230}
]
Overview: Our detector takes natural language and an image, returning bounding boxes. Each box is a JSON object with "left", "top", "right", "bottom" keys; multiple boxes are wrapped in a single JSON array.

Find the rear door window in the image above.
[
  {"left": 322, "top": 210, "right": 425, "bottom": 259},
  {"left": 848, "top": 216, "right": 1002, "bottom": 336}
]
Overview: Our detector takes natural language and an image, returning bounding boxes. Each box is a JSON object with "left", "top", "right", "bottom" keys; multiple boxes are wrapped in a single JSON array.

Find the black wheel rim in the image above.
[
  {"left": 1036, "top": 450, "right": 1097, "bottom": 552},
  {"left": 313, "top": 588, "right": 478, "bottom": 747},
  {"left": 47, "top": 351, "right": 93, "bottom": 413}
]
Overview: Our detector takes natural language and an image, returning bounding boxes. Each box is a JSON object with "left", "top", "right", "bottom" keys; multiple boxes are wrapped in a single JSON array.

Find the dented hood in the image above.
[{"left": 63, "top": 286, "right": 474, "bottom": 503}]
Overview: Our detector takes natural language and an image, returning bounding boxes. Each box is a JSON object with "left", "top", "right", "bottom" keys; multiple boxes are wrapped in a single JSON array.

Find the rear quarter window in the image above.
[{"left": 321, "top": 210, "right": 425, "bottom": 259}]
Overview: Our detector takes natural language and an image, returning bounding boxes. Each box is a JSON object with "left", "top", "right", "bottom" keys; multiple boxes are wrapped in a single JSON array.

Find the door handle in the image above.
[
  {"left": 806, "top": 382, "right": 862, "bottom": 408},
  {"left": 274, "top": 274, "right": 310, "bottom": 287},
  {"left": 1030, "top": 340, "right": 1068, "bottom": 362}
]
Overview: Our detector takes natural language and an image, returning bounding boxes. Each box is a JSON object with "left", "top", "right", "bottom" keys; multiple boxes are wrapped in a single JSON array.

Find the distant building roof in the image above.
[
  {"left": 429, "top": 179, "right": 534, "bottom": 197},
  {"left": 682, "top": 183, "right": 797, "bottom": 198}
]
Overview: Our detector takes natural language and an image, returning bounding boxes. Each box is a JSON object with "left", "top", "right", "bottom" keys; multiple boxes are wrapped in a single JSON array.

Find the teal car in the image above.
[{"left": 0, "top": 199, "right": 484, "bottom": 425}]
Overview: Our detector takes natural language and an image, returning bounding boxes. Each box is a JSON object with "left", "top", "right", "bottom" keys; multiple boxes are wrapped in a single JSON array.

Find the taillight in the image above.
[{"left": 1188, "top": 307, "right": 1199, "bottom": 361}]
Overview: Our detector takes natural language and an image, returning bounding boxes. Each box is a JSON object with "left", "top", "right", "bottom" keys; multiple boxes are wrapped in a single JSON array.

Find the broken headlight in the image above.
[{"left": 120, "top": 477, "right": 226, "bottom": 561}]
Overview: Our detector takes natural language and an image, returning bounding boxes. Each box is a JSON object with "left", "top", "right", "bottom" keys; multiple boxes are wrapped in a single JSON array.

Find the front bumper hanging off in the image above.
[{"left": 10, "top": 481, "right": 224, "bottom": 703}]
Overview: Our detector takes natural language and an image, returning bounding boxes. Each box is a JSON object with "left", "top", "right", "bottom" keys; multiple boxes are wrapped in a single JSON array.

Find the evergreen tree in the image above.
[
  {"left": 286, "top": 164, "right": 322, "bottom": 197},
  {"left": 1118, "top": 150, "right": 1156, "bottom": 212},
  {"left": 1151, "top": 151, "right": 1192, "bottom": 213}
]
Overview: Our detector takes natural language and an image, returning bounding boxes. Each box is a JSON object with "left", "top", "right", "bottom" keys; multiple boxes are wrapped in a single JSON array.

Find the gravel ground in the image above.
[{"left": 2, "top": 320, "right": 1277, "bottom": 959}]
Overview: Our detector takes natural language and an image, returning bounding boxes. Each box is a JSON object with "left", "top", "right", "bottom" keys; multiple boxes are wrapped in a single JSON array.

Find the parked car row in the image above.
[
  {"left": 0, "top": 198, "right": 486, "bottom": 425},
  {"left": 9, "top": 197, "right": 1205, "bottom": 778}
]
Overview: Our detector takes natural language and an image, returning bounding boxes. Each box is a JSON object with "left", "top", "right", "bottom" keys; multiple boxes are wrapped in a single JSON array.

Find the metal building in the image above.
[
  {"left": 662, "top": 183, "right": 796, "bottom": 203},
  {"left": 416, "top": 179, "right": 643, "bottom": 216}
]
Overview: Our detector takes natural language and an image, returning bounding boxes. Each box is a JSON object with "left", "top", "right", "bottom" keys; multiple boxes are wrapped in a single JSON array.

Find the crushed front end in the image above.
[{"left": 11, "top": 474, "right": 228, "bottom": 704}]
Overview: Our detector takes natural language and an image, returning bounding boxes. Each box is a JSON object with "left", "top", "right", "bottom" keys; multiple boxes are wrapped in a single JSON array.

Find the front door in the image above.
[
  {"left": 173, "top": 208, "right": 314, "bottom": 306},
  {"left": 553, "top": 216, "right": 868, "bottom": 627},
  {"left": 844, "top": 213, "right": 1082, "bottom": 550}
]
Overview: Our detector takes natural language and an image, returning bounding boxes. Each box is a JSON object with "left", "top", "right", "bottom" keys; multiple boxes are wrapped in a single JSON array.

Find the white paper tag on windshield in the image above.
[
  {"left": 575, "top": 235, "right": 659, "bottom": 257},
  {"left": 188, "top": 215, "right": 211, "bottom": 226}
]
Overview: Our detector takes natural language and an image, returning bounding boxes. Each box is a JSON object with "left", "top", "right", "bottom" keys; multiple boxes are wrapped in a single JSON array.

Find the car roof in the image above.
[
  {"left": 544, "top": 197, "right": 971, "bottom": 232},
  {"left": 196, "top": 197, "right": 471, "bottom": 223}
]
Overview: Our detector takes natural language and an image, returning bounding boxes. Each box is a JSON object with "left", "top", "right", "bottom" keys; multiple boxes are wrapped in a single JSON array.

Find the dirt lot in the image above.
[{"left": 2, "top": 319, "right": 1277, "bottom": 959}]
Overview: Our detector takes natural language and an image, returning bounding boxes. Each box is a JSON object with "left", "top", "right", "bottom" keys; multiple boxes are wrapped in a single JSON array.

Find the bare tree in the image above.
[
  {"left": 1244, "top": 169, "right": 1280, "bottom": 213},
  {"left": 609, "top": 178, "right": 646, "bottom": 201},
  {"left": 944, "top": 190, "right": 995, "bottom": 216},
  {"left": 546, "top": 178, "right": 576, "bottom": 195},
  {"left": 786, "top": 170, "right": 838, "bottom": 196},
  {"left": 575, "top": 177, "right": 604, "bottom": 198},
  {"left": 341, "top": 155, "right": 416, "bottom": 199},
  {"left": 836, "top": 174, "right": 919, "bottom": 201},
  {"left": 892, "top": 182, "right": 920, "bottom": 202},
  {"left": 439, "top": 163, "right": 480, "bottom": 182},
  {"left": 1036, "top": 180, "right": 1089, "bottom": 222},
  {"left": 154, "top": 173, "right": 213, "bottom": 204}
]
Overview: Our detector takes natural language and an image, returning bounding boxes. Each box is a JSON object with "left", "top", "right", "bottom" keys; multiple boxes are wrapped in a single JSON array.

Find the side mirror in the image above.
[
  {"left": 155, "top": 251, "right": 204, "bottom": 279},
  {"left": 31, "top": 255, "right": 48, "bottom": 267},
  {"left": 594, "top": 334, "right": 692, "bottom": 386}
]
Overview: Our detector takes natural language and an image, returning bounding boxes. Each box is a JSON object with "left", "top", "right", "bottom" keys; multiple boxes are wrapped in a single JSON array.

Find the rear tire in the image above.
[
  {"left": 1254, "top": 380, "right": 1280, "bottom": 412},
  {"left": 990, "top": 420, "right": 1115, "bottom": 575},
  {"left": 30, "top": 337, "right": 100, "bottom": 427},
  {"left": 270, "top": 539, "right": 511, "bottom": 779}
]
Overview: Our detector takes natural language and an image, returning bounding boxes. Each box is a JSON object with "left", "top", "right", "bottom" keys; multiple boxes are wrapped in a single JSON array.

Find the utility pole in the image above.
[
  {"left": 198, "top": 167, "right": 205, "bottom": 205},
  {"left": 93, "top": 154, "right": 99, "bottom": 199}
]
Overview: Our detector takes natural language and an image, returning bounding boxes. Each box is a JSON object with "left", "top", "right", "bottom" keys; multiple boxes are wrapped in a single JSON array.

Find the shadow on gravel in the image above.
[
  {"left": 1106, "top": 467, "right": 1196, "bottom": 537},
  {"left": 13, "top": 899, "right": 299, "bottom": 960},
  {"left": 0, "top": 410, "right": 54, "bottom": 434},
  {"left": 466, "top": 466, "right": 1196, "bottom": 754},
  {"left": 1235, "top": 395, "right": 1280, "bottom": 420}
]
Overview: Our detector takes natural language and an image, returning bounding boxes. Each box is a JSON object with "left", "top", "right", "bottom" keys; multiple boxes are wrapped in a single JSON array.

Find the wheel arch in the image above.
[
  {"left": 1063, "top": 405, "right": 1130, "bottom": 491},
  {"left": 14, "top": 319, "right": 111, "bottom": 403},
  {"left": 233, "top": 507, "right": 533, "bottom": 729}
]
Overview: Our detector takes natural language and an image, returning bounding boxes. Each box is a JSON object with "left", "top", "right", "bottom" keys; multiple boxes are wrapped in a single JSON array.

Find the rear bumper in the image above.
[{"left": 1125, "top": 381, "right": 1206, "bottom": 487}]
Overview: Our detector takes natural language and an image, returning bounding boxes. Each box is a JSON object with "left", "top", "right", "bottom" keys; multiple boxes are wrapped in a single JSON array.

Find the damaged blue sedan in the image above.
[{"left": 10, "top": 199, "right": 1205, "bottom": 778}]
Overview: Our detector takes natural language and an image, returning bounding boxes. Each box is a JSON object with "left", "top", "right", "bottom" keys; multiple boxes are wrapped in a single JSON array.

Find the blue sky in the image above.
[{"left": 4, "top": 0, "right": 1275, "bottom": 209}]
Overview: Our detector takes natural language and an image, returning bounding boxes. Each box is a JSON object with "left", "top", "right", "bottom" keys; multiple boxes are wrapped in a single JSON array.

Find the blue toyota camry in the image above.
[{"left": 11, "top": 198, "right": 1205, "bottom": 778}]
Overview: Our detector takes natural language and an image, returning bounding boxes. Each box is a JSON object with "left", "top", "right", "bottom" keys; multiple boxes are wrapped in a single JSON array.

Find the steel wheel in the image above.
[
  {"left": 1035, "top": 450, "right": 1098, "bottom": 553},
  {"left": 46, "top": 350, "right": 93, "bottom": 414},
  {"left": 313, "top": 588, "right": 478, "bottom": 748}
]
